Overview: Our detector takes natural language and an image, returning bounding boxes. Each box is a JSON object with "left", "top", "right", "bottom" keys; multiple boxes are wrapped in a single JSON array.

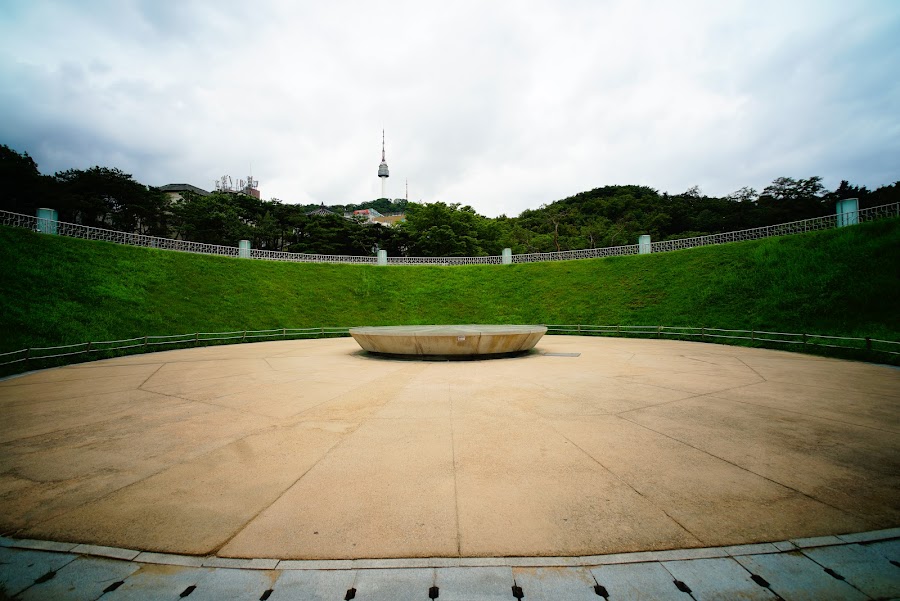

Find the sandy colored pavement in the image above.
[{"left": 0, "top": 336, "right": 897, "bottom": 560}]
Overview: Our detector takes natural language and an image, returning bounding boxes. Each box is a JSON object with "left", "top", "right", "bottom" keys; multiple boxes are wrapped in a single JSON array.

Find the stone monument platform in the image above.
[
  {"left": 349, "top": 324, "right": 547, "bottom": 357},
  {"left": 0, "top": 335, "right": 897, "bottom": 562}
]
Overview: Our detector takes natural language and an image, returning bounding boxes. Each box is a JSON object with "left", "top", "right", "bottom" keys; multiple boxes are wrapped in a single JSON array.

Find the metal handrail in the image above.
[{"left": 3, "top": 324, "right": 897, "bottom": 369}]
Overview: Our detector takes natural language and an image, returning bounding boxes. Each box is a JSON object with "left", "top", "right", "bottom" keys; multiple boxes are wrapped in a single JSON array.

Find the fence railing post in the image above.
[
  {"left": 194, "top": 332, "right": 199, "bottom": 346},
  {"left": 866, "top": 337, "right": 872, "bottom": 351},
  {"left": 639, "top": 235, "right": 651, "bottom": 254},
  {"left": 836, "top": 198, "right": 859, "bottom": 228}
]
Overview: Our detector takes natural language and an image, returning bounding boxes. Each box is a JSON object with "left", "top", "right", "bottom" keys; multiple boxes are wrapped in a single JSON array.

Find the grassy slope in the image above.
[{"left": 1, "top": 219, "right": 898, "bottom": 354}]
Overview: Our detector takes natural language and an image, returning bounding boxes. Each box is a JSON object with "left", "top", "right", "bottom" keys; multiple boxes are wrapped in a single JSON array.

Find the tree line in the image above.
[{"left": 2, "top": 144, "right": 898, "bottom": 257}]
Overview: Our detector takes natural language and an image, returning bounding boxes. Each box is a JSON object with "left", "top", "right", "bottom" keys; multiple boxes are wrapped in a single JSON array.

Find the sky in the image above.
[{"left": 1, "top": 1, "right": 899, "bottom": 217}]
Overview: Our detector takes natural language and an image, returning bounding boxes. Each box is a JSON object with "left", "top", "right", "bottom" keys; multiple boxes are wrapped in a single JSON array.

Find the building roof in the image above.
[
  {"left": 158, "top": 183, "right": 210, "bottom": 196},
  {"left": 307, "top": 203, "right": 335, "bottom": 216}
]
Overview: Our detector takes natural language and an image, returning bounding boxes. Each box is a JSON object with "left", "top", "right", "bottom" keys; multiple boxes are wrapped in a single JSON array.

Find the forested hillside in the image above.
[{"left": 2, "top": 143, "right": 898, "bottom": 257}]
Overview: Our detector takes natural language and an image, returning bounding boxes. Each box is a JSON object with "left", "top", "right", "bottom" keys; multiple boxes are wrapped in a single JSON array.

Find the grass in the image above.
[{"left": 1, "top": 218, "right": 898, "bottom": 370}]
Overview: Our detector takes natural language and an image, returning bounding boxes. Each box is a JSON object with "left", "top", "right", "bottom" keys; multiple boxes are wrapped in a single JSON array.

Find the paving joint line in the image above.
[
  {"left": 709, "top": 394, "right": 900, "bottom": 435},
  {"left": 209, "top": 419, "right": 371, "bottom": 556},
  {"left": 617, "top": 414, "right": 866, "bottom": 519},
  {"left": 548, "top": 422, "right": 705, "bottom": 546}
]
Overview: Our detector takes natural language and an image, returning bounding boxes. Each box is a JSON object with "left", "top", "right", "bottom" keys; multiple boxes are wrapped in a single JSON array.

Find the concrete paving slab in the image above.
[
  {"left": 790, "top": 535, "right": 844, "bottom": 548},
  {"left": 721, "top": 543, "right": 781, "bottom": 556},
  {"left": 0, "top": 389, "right": 174, "bottom": 445},
  {"left": 619, "top": 369, "right": 764, "bottom": 395},
  {"left": 661, "top": 557, "right": 778, "bottom": 600},
  {"left": 25, "top": 420, "right": 355, "bottom": 555},
  {"left": 352, "top": 568, "right": 434, "bottom": 601},
  {"left": 132, "top": 551, "right": 205, "bottom": 567},
  {"left": 735, "top": 552, "right": 869, "bottom": 601},
  {"left": 71, "top": 543, "right": 139, "bottom": 560},
  {"left": 221, "top": 416, "right": 457, "bottom": 559},
  {"left": 0, "top": 372, "right": 155, "bottom": 406},
  {"left": 552, "top": 414, "right": 861, "bottom": 547},
  {"left": 511, "top": 566, "right": 599, "bottom": 601},
  {"left": 7, "top": 538, "right": 78, "bottom": 552},
  {"left": 590, "top": 561, "right": 692, "bottom": 600},
  {"left": 434, "top": 566, "right": 514, "bottom": 601},
  {"left": 838, "top": 527, "right": 900, "bottom": 543},
  {"left": 772, "top": 540, "right": 798, "bottom": 551},
  {"left": 186, "top": 567, "right": 279, "bottom": 601},
  {"left": 861, "top": 538, "right": 900, "bottom": 562},
  {"left": 453, "top": 414, "right": 700, "bottom": 557},
  {"left": 269, "top": 569, "right": 357, "bottom": 601},
  {"left": 738, "top": 354, "right": 900, "bottom": 398},
  {"left": 0, "top": 363, "right": 163, "bottom": 387},
  {"left": 18, "top": 556, "right": 141, "bottom": 601},
  {"left": 0, "top": 547, "right": 78, "bottom": 598},
  {"left": 625, "top": 395, "right": 898, "bottom": 526},
  {"left": 208, "top": 379, "right": 366, "bottom": 419},
  {"left": 711, "top": 380, "right": 900, "bottom": 432},
  {"left": 803, "top": 543, "right": 900, "bottom": 599},
  {"left": 201, "top": 557, "right": 280, "bottom": 569},
  {"left": 276, "top": 559, "right": 354, "bottom": 570},
  {"left": 3, "top": 397, "right": 275, "bottom": 531},
  {"left": 102, "top": 564, "right": 215, "bottom": 601}
]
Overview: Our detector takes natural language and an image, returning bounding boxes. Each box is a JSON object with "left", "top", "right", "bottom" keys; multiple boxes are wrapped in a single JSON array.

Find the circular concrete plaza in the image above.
[{"left": 1, "top": 335, "right": 898, "bottom": 561}]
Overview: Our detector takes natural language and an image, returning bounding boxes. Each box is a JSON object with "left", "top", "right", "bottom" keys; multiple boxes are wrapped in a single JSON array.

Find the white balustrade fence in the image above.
[{"left": 2, "top": 202, "right": 897, "bottom": 265}]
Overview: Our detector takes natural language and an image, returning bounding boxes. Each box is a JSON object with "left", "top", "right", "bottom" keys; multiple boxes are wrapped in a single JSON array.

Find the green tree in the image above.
[{"left": 0, "top": 145, "right": 53, "bottom": 215}]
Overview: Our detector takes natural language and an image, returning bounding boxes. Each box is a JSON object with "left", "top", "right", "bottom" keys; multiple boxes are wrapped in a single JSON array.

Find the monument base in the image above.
[{"left": 349, "top": 325, "right": 547, "bottom": 357}]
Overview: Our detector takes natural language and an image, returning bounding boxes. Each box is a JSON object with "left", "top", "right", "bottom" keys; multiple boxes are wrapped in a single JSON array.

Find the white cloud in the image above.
[{"left": 1, "top": 0, "right": 898, "bottom": 216}]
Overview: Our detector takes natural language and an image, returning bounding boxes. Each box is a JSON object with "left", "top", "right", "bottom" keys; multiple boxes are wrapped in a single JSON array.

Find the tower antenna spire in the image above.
[{"left": 377, "top": 130, "right": 390, "bottom": 199}]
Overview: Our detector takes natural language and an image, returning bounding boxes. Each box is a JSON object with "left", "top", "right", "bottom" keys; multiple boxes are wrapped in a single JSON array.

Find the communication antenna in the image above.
[{"left": 405, "top": 179, "right": 408, "bottom": 202}]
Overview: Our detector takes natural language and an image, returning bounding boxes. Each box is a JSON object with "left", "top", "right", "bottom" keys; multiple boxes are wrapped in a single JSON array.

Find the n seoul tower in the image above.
[{"left": 377, "top": 130, "right": 389, "bottom": 199}]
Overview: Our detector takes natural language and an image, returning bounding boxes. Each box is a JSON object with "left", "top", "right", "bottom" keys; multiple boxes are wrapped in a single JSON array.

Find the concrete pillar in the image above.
[
  {"left": 638, "top": 234, "right": 651, "bottom": 254},
  {"left": 502, "top": 248, "right": 512, "bottom": 264},
  {"left": 836, "top": 198, "right": 859, "bottom": 228},
  {"left": 36, "top": 208, "right": 58, "bottom": 235},
  {"left": 239, "top": 239, "right": 251, "bottom": 258},
  {"left": 377, "top": 249, "right": 387, "bottom": 266}
]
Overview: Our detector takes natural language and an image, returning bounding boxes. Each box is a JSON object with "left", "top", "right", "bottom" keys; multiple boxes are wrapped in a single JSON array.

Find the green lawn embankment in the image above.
[{"left": 1, "top": 219, "right": 898, "bottom": 361}]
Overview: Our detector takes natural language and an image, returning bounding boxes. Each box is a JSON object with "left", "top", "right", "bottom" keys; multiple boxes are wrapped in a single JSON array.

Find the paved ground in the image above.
[
  {"left": 2, "top": 529, "right": 899, "bottom": 599},
  {"left": 0, "top": 336, "right": 898, "bottom": 563}
]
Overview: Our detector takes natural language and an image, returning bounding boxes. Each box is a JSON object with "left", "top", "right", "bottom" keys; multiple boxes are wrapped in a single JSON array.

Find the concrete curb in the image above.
[{"left": 2, "top": 528, "right": 898, "bottom": 570}]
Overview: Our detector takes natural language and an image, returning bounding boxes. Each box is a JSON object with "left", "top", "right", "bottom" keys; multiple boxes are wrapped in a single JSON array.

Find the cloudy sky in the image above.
[{"left": 1, "top": 1, "right": 898, "bottom": 217}]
